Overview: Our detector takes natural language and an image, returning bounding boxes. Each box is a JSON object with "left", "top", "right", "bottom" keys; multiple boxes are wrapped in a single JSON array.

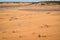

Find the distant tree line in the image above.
[
  {"left": 31, "top": 1, "right": 60, "bottom": 5},
  {"left": 44, "top": 1, "right": 60, "bottom": 4},
  {"left": 0, "top": 1, "right": 60, "bottom": 5}
]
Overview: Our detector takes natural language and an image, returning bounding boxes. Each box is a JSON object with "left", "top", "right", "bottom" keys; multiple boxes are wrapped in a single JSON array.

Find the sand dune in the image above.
[{"left": 0, "top": 2, "right": 60, "bottom": 40}]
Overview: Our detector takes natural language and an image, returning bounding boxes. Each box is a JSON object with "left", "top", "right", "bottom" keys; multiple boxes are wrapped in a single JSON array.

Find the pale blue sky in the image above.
[{"left": 0, "top": 0, "right": 60, "bottom": 2}]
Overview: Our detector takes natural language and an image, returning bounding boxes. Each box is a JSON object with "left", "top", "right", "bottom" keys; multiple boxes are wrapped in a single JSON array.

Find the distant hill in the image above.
[
  {"left": 0, "top": 1, "right": 60, "bottom": 7},
  {"left": 30, "top": 1, "right": 60, "bottom": 5},
  {"left": 42, "top": 1, "right": 60, "bottom": 4}
]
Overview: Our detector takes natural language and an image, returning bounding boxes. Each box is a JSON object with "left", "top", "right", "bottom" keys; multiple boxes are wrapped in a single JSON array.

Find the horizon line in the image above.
[{"left": 0, "top": 1, "right": 60, "bottom": 2}]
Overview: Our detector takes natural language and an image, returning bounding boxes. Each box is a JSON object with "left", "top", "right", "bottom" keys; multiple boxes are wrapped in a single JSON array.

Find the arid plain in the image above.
[{"left": 0, "top": 2, "right": 60, "bottom": 40}]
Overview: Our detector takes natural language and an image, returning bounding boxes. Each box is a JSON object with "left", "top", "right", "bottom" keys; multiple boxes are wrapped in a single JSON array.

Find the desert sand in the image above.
[{"left": 0, "top": 2, "right": 60, "bottom": 40}]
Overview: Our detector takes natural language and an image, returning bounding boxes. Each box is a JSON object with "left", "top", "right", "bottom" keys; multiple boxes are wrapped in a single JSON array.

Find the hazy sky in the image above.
[{"left": 0, "top": 0, "right": 60, "bottom": 2}]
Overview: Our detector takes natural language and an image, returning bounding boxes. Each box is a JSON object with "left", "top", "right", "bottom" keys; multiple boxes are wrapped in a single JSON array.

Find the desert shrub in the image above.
[{"left": 41, "top": 3, "right": 45, "bottom": 5}]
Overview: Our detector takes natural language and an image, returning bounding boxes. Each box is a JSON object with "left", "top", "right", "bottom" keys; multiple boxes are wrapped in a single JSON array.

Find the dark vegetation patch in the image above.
[
  {"left": 46, "top": 12, "right": 50, "bottom": 14},
  {"left": 38, "top": 34, "right": 41, "bottom": 38},
  {"left": 9, "top": 17, "right": 18, "bottom": 21},
  {"left": 38, "top": 34, "right": 47, "bottom": 38},
  {"left": 12, "top": 31, "right": 16, "bottom": 33},
  {"left": 9, "top": 17, "right": 13, "bottom": 21},
  {"left": 40, "top": 24, "right": 50, "bottom": 28},
  {"left": 19, "top": 35, "right": 22, "bottom": 38}
]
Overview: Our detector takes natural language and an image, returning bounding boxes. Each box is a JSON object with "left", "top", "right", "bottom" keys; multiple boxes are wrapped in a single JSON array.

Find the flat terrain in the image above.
[{"left": 0, "top": 3, "right": 60, "bottom": 40}]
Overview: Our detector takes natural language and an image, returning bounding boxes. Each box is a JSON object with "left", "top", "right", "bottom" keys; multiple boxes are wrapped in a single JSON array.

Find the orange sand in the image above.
[{"left": 0, "top": 4, "right": 60, "bottom": 40}]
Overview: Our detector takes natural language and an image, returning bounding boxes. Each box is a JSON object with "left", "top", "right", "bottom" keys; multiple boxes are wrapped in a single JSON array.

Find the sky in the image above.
[{"left": 0, "top": 0, "right": 60, "bottom": 2}]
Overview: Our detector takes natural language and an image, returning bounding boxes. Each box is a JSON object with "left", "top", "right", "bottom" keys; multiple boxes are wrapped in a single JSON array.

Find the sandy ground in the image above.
[{"left": 0, "top": 4, "right": 60, "bottom": 40}]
